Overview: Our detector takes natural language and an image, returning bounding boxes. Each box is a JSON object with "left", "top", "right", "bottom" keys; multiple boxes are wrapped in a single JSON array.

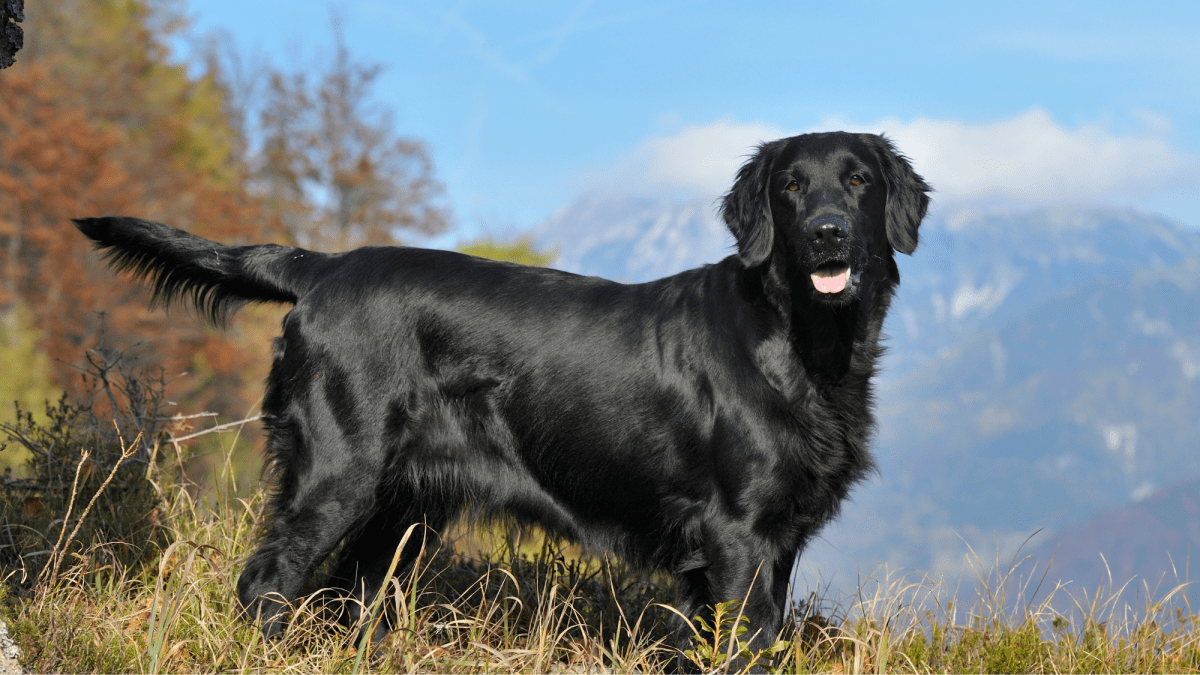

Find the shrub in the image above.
[{"left": 0, "top": 332, "right": 172, "bottom": 591}]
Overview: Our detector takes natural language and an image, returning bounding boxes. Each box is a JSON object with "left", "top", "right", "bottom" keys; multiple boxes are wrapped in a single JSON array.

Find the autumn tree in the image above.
[
  {"left": 0, "top": 0, "right": 282, "bottom": 416},
  {"left": 1, "top": 0, "right": 455, "bottom": 426},
  {"left": 237, "top": 32, "right": 450, "bottom": 251}
]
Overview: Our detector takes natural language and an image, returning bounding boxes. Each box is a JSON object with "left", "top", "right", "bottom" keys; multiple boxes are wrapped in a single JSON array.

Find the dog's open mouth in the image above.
[{"left": 811, "top": 263, "right": 851, "bottom": 294}]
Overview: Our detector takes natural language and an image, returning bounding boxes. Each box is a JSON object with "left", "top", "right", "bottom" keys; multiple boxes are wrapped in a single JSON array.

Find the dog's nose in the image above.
[{"left": 808, "top": 217, "right": 847, "bottom": 246}]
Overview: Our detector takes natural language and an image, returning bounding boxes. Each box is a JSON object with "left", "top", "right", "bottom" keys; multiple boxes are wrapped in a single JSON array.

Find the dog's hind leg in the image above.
[
  {"left": 326, "top": 498, "right": 453, "bottom": 643},
  {"left": 236, "top": 417, "right": 388, "bottom": 640}
]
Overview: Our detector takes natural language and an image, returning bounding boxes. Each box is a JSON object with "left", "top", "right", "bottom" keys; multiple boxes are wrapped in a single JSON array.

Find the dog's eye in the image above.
[
  {"left": 786, "top": 181, "right": 799, "bottom": 192},
  {"left": 849, "top": 175, "right": 864, "bottom": 187}
]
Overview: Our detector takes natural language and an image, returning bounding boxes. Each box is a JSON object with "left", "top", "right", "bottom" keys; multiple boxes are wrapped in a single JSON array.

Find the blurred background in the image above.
[{"left": 1, "top": 0, "right": 1197, "bottom": 610}]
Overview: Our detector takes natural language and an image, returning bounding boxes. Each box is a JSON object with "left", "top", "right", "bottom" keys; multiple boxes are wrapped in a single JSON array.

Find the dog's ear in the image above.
[
  {"left": 721, "top": 142, "right": 779, "bottom": 268},
  {"left": 871, "top": 135, "right": 931, "bottom": 255}
]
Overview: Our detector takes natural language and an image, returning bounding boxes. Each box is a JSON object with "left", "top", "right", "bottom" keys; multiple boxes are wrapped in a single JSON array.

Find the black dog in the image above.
[{"left": 75, "top": 131, "right": 929, "bottom": 653}]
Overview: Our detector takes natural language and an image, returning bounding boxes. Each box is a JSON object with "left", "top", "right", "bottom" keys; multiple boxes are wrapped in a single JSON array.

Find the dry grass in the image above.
[{"left": 2, "top": 428, "right": 1198, "bottom": 673}]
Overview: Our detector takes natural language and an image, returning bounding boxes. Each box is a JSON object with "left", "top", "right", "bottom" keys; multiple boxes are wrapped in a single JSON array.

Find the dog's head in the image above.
[{"left": 721, "top": 132, "right": 930, "bottom": 305}]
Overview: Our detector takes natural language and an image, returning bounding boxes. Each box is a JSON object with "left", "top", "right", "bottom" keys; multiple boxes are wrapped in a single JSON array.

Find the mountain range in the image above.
[{"left": 536, "top": 195, "right": 1200, "bottom": 607}]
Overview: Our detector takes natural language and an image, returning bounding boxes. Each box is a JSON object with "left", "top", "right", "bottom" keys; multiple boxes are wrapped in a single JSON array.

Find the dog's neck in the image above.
[
  {"left": 791, "top": 297, "right": 860, "bottom": 383},
  {"left": 744, "top": 261, "right": 893, "bottom": 391}
]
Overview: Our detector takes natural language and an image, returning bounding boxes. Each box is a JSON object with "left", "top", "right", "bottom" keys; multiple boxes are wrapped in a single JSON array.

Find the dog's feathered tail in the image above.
[{"left": 75, "top": 216, "right": 320, "bottom": 326}]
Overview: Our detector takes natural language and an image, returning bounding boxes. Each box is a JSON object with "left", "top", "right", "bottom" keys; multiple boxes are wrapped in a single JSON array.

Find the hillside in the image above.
[
  {"left": 846, "top": 257, "right": 1200, "bottom": 596},
  {"left": 535, "top": 193, "right": 732, "bottom": 282},
  {"left": 1029, "top": 477, "right": 1200, "bottom": 597}
]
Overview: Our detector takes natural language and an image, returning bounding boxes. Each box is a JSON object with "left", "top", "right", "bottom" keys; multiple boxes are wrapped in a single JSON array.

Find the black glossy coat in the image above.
[{"left": 75, "top": 131, "right": 930, "bottom": 654}]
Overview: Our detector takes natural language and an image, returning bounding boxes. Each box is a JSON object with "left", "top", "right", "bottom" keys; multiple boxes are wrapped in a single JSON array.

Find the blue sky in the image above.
[{"left": 178, "top": 0, "right": 1200, "bottom": 244}]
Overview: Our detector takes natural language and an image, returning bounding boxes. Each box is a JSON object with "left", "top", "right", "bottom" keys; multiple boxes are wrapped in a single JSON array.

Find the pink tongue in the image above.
[{"left": 811, "top": 266, "right": 850, "bottom": 294}]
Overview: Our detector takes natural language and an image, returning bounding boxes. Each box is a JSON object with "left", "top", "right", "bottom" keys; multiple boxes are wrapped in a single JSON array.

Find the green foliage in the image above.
[
  {"left": 459, "top": 238, "right": 556, "bottom": 267},
  {"left": 682, "top": 598, "right": 787, "bottom": 673},
  {"left": 0, "top": 303, "right": 57, "bottom": 469},
  {"left": 915, "top": 619, "right": 1045, "bottom": 673},
  {"left": 12, "top": 589, "right": 141, "bottom": 674}
]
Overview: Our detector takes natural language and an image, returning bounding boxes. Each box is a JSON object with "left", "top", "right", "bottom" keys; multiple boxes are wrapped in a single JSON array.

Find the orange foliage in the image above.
[{"left": 0, "top": 59, "right": 282, "bottom": 416}]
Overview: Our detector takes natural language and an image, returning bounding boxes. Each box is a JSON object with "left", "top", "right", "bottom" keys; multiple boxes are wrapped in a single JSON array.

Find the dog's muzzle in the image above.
[{"left": 807, "top": 215, "right": 852, "bottom": 294}]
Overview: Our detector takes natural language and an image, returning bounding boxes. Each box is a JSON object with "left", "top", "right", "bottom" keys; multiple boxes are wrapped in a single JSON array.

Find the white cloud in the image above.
[
  {"left": 868, "top": 109, "right": 1194, "bottom": 204},
  {"left": 586, "top": 110, "right": 1198, "bottom": 209},
  {"left": 583, "top": 119, "right": 786, "bottom": 197}
]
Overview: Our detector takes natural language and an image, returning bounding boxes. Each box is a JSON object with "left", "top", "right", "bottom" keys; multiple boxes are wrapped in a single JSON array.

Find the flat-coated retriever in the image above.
[{"left": 75, "top": 131, "right": 929, "bottom": 655}]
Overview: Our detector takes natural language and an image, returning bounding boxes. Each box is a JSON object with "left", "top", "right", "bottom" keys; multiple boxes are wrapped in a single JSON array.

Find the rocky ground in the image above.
[{"left": 0, "top": 621, "right": 21, "bottom": 675}]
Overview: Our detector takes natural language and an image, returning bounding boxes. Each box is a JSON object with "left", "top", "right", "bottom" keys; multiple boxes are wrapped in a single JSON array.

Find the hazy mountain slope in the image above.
[
  {"left": 881, "top": 257, "right": 1200, "bottom": 511},
  {"left": 1028, "top": 477, "right": 1200, "bottom": 598},
  {"left": 885, "top": 207, "right": 1200, "bottom": 376},
  {"left": 825, "top": 258, "right": 1200, "bottom": 588},
  {"left": 535, "top": 194, "right": 733, "bottom": 283}
]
